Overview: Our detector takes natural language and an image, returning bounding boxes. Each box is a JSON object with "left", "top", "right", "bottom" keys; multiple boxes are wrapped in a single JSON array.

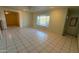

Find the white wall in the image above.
[
  {"left": 19, "top": 11, "right": 33, "bottom": 28},
  {"left": 48, "top": 8, "right": 68, "bottom": 34}
]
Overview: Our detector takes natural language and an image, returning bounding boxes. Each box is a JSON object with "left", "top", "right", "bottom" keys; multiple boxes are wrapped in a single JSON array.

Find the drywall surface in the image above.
[
  {"left": 19, "top": 11, "right": 33, "bottom": 28},
  {"left": 48, "top": 8, "right": 68, "bottom": 34}
]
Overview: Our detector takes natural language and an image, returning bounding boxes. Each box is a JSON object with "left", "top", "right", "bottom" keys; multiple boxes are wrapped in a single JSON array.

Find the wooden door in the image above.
[{"left": 5, "top": 11, "right": 19, "bottom": 27}]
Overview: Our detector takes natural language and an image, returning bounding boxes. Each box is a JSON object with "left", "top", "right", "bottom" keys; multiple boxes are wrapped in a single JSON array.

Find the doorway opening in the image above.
[{"left": 4, "top": 11, "right": 19, "bottom": 27}]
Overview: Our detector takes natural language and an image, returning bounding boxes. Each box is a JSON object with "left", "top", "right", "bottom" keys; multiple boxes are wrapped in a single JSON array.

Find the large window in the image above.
[{"left": 36, "top": 16, "right": 50, "bottom": 27}]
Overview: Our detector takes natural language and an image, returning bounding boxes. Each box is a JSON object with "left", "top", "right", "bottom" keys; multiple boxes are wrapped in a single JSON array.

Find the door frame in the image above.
[{"left": 4, "top": 10, "right": 20, "bottom": 27}]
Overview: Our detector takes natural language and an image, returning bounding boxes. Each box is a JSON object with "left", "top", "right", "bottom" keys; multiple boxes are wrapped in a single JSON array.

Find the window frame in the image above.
[{"left": 36, "top": 15, "right": 50, "bottom": 27}]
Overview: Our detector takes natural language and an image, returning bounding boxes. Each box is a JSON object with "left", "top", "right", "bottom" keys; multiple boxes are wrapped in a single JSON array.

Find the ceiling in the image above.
[
  {"left": 30, "top": 6, "right": 54, "bottom": 11},
  {"left": 3, "top": 6, "right": 79, "bottom": 12},
  {"left": 3, "top": 6, "right": 55, "bottom": 12}
]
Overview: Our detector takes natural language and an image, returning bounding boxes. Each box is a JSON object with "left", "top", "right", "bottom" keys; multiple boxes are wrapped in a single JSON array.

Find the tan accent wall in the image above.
[{"left": 49, "top": 8, "right": 68, "bottom": 34}]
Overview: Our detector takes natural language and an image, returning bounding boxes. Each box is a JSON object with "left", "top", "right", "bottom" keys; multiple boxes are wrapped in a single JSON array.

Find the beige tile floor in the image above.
[{"left": 0, "top": 27, "right": 78, "bottom": 53}]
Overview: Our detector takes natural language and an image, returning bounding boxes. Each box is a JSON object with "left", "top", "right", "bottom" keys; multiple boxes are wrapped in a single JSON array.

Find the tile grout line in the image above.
[
  {"left": 12, "top": 29, "right": 30, "bottom": 52},
  {"left": 8, "top": 29, "right": 19, "bottom": 53}
]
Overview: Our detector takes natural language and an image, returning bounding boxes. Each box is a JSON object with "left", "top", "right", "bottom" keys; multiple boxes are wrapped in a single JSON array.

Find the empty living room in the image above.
[{"left": 0, "top": 6, "right": 79, "bottom": 53}]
